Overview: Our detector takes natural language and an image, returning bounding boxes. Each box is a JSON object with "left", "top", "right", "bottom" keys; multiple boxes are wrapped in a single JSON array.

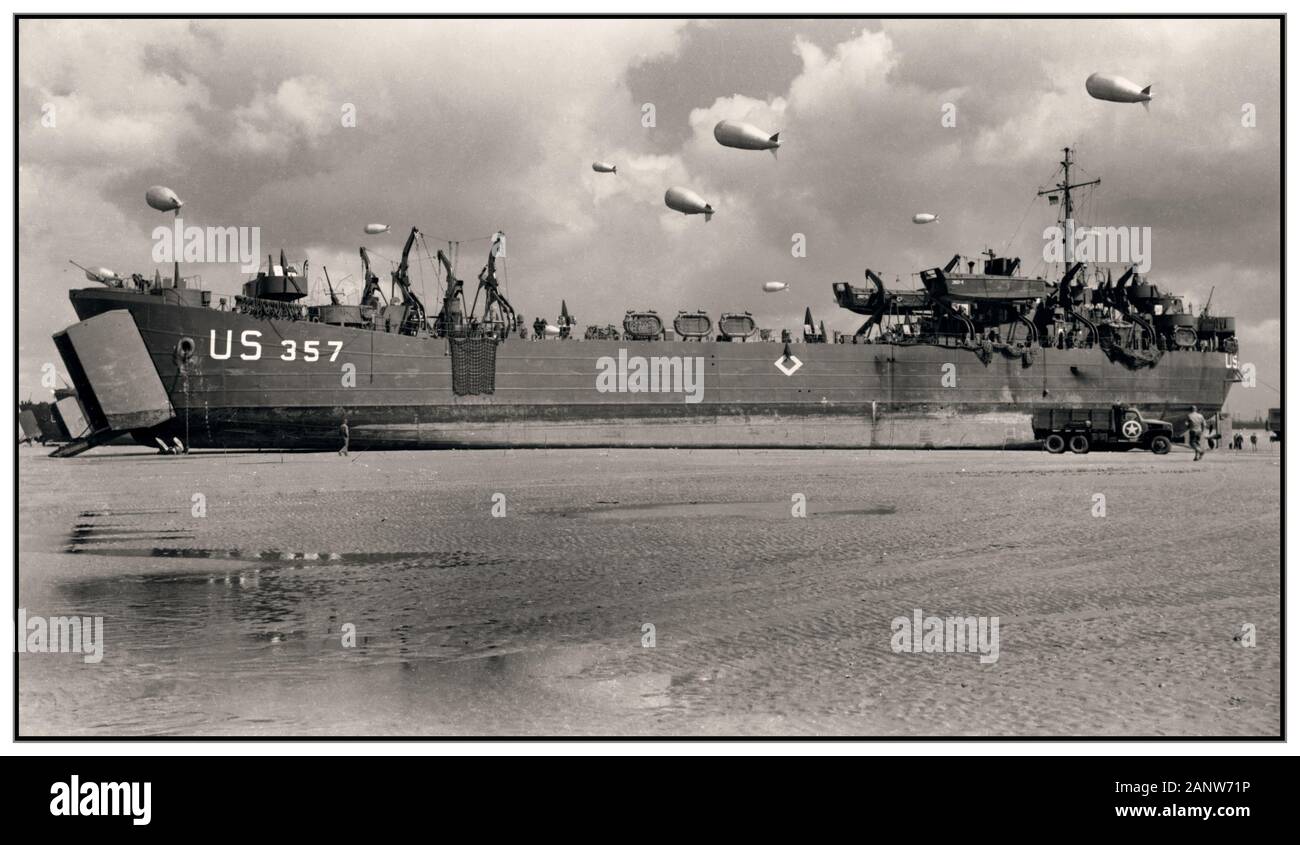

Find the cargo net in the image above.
[{"left": 450, "top": 337, "right": 498, "bottom": 396}]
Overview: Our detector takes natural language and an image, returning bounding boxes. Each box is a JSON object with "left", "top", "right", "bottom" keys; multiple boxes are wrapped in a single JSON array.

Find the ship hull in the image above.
[{"left": 63, "top": 288, "right": 1237, "bottom": 451}]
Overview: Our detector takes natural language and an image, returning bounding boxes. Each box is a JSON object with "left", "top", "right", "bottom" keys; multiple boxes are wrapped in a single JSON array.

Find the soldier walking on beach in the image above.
[
  {"left": 1186, "top": 406, "right": 1206, "bottom": 461},
  {"left": 339, "top": 418, "right": 350, "bottom": 457}
]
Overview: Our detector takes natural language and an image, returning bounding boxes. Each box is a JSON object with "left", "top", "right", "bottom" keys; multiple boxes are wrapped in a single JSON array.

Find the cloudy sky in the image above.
[{"left": 18, "top": 18, "right": 1281, "bottom": 417}]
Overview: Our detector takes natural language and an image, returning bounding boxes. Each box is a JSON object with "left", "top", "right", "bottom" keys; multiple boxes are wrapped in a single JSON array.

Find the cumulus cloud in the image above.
[{"left": 229, "top": 76, "right": 342, "bottom": 156}]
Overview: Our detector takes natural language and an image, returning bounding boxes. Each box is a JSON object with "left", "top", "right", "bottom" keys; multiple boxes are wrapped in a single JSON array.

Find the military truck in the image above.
[{"left": 1034, "top": 405, "right": 1175, "bottom": 455}]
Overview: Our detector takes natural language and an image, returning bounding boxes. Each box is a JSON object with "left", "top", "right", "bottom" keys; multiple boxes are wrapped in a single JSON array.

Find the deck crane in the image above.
[
  {"left": 390, "top": 227, "right": 429, "bottom": 334},
  {"left": 359, "top": 247, "right": 382, "bottom": 308},
  {"left": 435, "top": 249, "right": 467, "bottom": 337},
  {"left": 468, "top": 232, "right": 516, "bottom": 337}
]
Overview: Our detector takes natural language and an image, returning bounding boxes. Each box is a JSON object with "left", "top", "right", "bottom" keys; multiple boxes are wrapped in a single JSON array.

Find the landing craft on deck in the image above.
[
  {"left": 592, "top": 161, "right": 617, "bottom": 174},
  {"left": 1085, "top": 73, "right": 1152, "bottom": 109},
  {"left": 713, "top": 120, "right": 781, "bottom": 157},
  {"left": 665, "top": 187, "right": 714, "bottom": 221}
]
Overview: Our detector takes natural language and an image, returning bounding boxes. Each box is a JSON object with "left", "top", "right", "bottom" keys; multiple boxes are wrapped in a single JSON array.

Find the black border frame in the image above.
[{"left": 10, "top": 11, "right": 1289, "bottom": 738}]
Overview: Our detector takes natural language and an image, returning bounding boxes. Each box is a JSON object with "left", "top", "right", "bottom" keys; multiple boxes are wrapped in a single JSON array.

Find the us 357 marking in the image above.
[{"left": 209, "top": 329, "right": 343, "bottom": 362}]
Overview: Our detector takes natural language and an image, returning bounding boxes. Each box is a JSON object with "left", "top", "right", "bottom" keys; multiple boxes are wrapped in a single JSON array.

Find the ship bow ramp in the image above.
[{"left": 51, "top": 310, "right": 174, "bottom": 455}]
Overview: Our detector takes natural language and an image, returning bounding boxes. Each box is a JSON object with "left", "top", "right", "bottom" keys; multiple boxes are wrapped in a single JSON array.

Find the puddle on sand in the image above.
[
  {"left": 30, "top": 511, "right": 743, "bottom": 733},
  {"left": 69, "top": 527, "right": 195, "bottom": 546},
  {"left": 61, "top": 545, "right": 514, "bottom": 571},
  {"left": 559, "top": 501, "right": 896, "bottom": 520},
  {"left": 66, "top": 546, "right": 398, "bottom": 561},
  {"left": 61, "top": 511, "right": 523, "bottom": 574}
]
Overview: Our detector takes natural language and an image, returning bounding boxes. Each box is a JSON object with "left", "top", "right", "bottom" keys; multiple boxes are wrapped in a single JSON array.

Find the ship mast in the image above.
[{"left": 1037, "top": 146, "right": 1100, "bottom": 265}]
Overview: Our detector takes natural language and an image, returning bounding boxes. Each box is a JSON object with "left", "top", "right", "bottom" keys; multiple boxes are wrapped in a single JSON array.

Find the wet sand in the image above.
[{"left": 17, "top": 444, "right": 1281, "bottom": 737}]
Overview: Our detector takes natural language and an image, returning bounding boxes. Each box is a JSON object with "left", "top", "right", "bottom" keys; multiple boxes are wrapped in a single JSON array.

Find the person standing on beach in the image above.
[
  {"left": 339, "top": 418, "right": 350, "bottom": 457},
  {"left": 1250, "top": 433, "right": 1258, "bottom": 452},
  {"left": 1186, "top": 406, "right": 1206, "bottom": 461}
]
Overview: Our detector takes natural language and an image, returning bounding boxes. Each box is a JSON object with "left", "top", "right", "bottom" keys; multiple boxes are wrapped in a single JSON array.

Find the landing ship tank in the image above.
[{"left": 48, "top": 149, "right": 1240, "bottom": 454}]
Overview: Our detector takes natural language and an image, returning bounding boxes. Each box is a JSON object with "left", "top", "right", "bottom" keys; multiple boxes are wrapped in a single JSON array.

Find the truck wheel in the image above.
[
  {"left": 1068, "top": 434, "right": 1091, "bottom": 454},
  {"left": 1150, "top": 435, "right": 1171, "bottom": 455},
  {"left": 1044, "top": 433, "right": 1066, "bottom": 454}
]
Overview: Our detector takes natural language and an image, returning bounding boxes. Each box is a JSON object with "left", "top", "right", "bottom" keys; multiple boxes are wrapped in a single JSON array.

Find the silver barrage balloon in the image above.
[
  {"left": 1085, "top": 73, "right": 1152, "bottom": 109},
  {"left": 912, "top": 213, "right": 938, "bottom": 224},
  {"left": 762, "top": 281, "right": 790, "bottom": 293},
  {"left": 592, "top": 161, "right": 618, "bottom": 174},
  {"left": 664, "top": 186, "right": 714, "bottom": 221},
  {"left": 713, "top": 120, "right": 781, "bottom": 157},
  {"left": 145, "top": 185, "right": 183, "bottom": 213},
  {"left": 364, "top": 223, "right": 391, "bottom": 235}
]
